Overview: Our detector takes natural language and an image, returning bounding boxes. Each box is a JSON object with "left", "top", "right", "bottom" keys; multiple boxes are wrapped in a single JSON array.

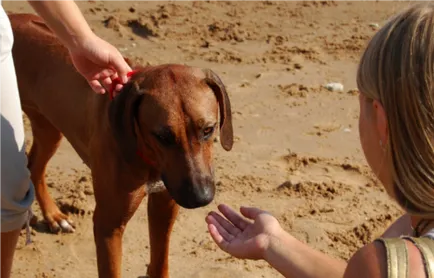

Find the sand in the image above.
[{"left": 2, "top": 1, "right": 416, "bottom": 277}]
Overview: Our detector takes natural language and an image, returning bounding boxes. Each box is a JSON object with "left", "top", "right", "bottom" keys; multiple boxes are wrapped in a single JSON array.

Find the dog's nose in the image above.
[{"left": 180, "top": 176, "right": 215, "bottom": 209}]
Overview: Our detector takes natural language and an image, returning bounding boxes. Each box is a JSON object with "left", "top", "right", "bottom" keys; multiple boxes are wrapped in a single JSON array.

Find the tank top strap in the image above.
[
  {"left": 403, "top": 233, "right": 434, "bottom": 278},
  {"left": 374, "top": 237, "right": 410, "bottom": 278}
]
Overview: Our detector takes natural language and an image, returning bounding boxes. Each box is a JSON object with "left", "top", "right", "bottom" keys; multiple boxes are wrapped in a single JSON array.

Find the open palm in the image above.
[{"left": 205, "top": 204, "right": 282, "bottom": 260}]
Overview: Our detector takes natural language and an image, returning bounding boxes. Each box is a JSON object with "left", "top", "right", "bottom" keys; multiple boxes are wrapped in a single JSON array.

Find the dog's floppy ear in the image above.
[
  {"left": 201, "top": 69, "right": 233, "bottom": 151},
  {"left": 108, "top": 81, "right": 144, "bottom": 163}
]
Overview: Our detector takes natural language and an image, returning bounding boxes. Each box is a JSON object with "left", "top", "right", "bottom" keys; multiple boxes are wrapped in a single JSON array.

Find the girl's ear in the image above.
[{"left": 372, "top": 99, "right": 388, "bottom": 146}]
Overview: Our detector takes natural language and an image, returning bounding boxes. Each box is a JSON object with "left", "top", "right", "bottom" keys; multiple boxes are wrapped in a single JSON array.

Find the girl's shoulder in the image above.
[{"left": 343, "top": 236, "right": 434, "bottom": 278}]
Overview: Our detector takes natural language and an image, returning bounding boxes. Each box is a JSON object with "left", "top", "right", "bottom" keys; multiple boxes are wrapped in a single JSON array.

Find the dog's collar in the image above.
[
  {"left": 108, "top": 70, "right": 156, "bottom": 168},
  {"left": 136, "top": 150, "right": 157, "bottom": 167},
  {"left": 108, "top": 70, "right": 139, "bottom": 100}
]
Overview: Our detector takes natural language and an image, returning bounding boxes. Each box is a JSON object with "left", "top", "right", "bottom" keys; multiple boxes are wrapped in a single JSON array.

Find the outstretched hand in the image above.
[
  {"left": 205, "top": 204, "right": 283, "bottom": 260},
  {"left": 68, "top": 34, "right": 132, "bottom": 94}
]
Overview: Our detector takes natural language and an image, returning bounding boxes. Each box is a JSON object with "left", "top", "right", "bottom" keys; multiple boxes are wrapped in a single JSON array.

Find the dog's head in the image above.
[{"left": 109, "top": 64, "right": 233, "bottom": 209}]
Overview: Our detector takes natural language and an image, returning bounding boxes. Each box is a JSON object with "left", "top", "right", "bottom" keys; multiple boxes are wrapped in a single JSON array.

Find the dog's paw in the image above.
[{"left": 46, "top": 211, "right": 75, "bottom": 234}]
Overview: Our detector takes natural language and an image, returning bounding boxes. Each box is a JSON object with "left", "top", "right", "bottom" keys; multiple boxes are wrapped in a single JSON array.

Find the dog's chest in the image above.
[{"left": 146, "top": 180, "right": 166, "bottom": 194}]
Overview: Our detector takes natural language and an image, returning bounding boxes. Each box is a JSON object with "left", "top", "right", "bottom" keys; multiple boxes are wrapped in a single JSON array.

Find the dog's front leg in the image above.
[
  {"left": 147, "top": 189, "right": 180, "bottom": 278},
  {"left": 92, "top": 180, "right": 146, "bottom": 278}
]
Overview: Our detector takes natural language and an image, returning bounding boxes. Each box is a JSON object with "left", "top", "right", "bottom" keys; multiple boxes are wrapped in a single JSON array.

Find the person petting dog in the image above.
[
  {"left": 205, "top": 3, "right": 434, "bottom": 278},
  {"left": 1, "top": 1, "right": 131, "bottom": 277}
]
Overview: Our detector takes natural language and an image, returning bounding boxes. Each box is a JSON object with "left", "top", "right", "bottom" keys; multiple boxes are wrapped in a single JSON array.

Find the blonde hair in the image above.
[{"left": 357, "top": 3, "right": 434, "bottom": 217}]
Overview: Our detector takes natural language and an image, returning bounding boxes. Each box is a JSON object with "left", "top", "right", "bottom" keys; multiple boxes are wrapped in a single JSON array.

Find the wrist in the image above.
[
  {"left": 262, "top": 227, "right": 295, "bottom": 262},
  {"left": 66, "top": 29, "right": 96, "bottom": 52}
]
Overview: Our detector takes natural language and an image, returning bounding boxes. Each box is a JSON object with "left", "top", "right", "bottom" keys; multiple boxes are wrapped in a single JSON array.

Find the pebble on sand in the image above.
[
  {"left": 369, "top": 22, "right": 380, "bottom": 29},
  {"left": 324, "top": 82, "right": 344, "bottom": 93}
]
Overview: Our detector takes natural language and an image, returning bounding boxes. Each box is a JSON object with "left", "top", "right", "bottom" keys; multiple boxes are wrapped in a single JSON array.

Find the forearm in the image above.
[
  {"left": 28, "top": 0, "right": 94, "bottom": 49},
  {"left": 264, "top": 230, "right": 347, "bottom": 278}
]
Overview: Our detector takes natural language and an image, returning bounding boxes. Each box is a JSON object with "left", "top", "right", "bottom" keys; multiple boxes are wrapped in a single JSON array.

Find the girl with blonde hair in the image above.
[{"left": 205, "top": 3, "right": 434, "bottom": 277}]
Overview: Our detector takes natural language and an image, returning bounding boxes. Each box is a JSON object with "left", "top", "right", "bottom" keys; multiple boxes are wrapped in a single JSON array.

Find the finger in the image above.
[
  {"left": 208, "top": 223, "right": 224, "bottom": 243},
  {"left": 114, "top": 83, "right": 124, "bottom": 92},
  {"left": 92, "top": 69, "right": 115, "bottom": 80},
  {"left": 209, "top": 211, "right": 241, "bottom": 236},
  {"left": 89, "top": 80, "right": 105, "bottom": 94},
  {"left": 205, "top": 214, "right": 234, "bottom": 242},
  {"left": 240, "top": 206, "right": 269, "bottom": 220},
  {"left": 101, "top": 76, "right": 113, "bottom": 91},
  {"left": 218, "top": 204, "right": 251, "bottom": 230},
  {"left": 110, "top": 53, "right": 132, "bottom": 83},
  {"left": 208, "top": 224, "right": 231, "bottom": 253}
]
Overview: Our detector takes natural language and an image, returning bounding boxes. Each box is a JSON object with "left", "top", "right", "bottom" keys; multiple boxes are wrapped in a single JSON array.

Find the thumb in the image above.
[
  {"left": 110, "top": 52, "right": 132, "bottom": 83},
  {"left": 239, "top": 206, "right": 269, "bottom": 220}
]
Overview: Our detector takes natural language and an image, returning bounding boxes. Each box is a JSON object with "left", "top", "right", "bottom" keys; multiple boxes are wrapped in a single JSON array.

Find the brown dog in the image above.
[{"left": 9, "top": 13, "right": 233, "bottom": 278}]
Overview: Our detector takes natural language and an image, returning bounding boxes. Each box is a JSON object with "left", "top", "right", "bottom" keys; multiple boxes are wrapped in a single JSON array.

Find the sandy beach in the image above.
[{"left": 2, "top": 1, "right": 416, "bottom": 277}]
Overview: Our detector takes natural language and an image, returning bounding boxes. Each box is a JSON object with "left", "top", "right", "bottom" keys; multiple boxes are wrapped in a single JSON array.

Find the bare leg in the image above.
[
  {"left": 0, "top": 11, "right": 35, "bottom": 278},
  {"left": 1, "top": 229, "right": 21, "bottom": 278}
]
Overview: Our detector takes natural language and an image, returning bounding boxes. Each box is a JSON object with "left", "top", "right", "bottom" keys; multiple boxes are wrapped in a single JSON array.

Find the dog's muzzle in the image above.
[{"left": 162, "top": 175, "right": 215, "bottom": 209}]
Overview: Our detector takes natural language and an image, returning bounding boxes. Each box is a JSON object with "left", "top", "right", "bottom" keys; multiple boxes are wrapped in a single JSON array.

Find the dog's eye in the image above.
[
  {"left": 203, "top": 126, "right": 215, "bottom": 140},
  {"left": 153, "top": 128, "right": 176, "bottom": 146},
  {"left": 154, "top": 133, "right": 175, "bottom": 146}
]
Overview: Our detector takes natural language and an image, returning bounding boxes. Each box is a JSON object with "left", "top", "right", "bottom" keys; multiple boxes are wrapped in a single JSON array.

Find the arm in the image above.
[
  {"left": 206, "top": 205, "right": 347, "bottom": 278},
  {"left": 264, "top": 229, "right": 347, "bottom": 278},
  {"left": 343, "top": 242, "right": 386, "bottom": 278},
  {"left": 27, "top": 1, "right": 93, "bottom": 50},
  {"left": 265, "top": 213, "right": 415, "bottom": 278},
  {"left": 27, "top": 0, "right": 131, "bottom": 93},
  {"left": 207, "top": 204, "right": 388, "bottom": 278}
]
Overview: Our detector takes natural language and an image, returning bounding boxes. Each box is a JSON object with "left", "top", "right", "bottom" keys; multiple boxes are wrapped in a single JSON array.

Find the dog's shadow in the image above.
[{"left": 30, "top": 219, "right": 53, "bottom": 234}]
